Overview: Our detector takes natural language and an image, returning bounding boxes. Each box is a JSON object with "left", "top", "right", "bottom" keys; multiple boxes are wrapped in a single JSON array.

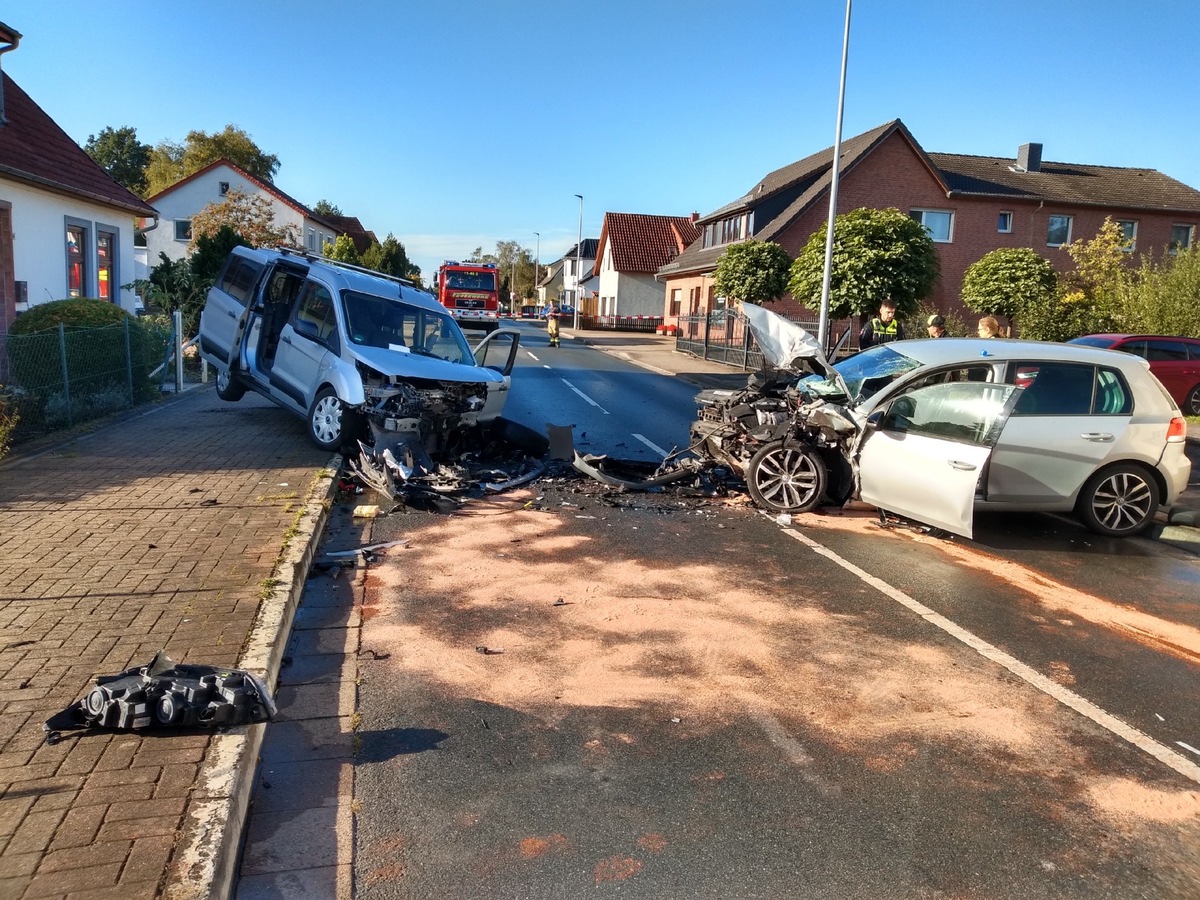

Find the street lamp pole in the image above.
[
  {"left": 818, "top": 0, "right": 852, "bottom": 353},
  {"left": 533, "top": 231, "right": 540, "bottom": 306},
  {"left": 574, "top": 194, "right": 583, "bottom": 331}
]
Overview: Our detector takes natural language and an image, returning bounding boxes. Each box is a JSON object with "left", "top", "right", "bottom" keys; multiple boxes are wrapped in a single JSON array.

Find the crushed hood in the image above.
[
  {"left": 741, "top": 303, "right": 850, "bottom": 396},
  {"left": 347, "top": 343, "right": 504, "bottom": 386}
]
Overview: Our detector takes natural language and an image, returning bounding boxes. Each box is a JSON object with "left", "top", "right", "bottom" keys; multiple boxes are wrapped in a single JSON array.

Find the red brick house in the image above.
[
  {"left": 657, "top": 119, "right": 1200, "bottom": 329},
  {"left": 593, "top": 212, "right": 701, "bottom": 318}
]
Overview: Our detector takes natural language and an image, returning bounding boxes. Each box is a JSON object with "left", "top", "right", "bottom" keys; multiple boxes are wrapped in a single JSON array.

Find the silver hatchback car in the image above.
[{"left": 694, "top": 305, "right": 1191, "bottom": 539}]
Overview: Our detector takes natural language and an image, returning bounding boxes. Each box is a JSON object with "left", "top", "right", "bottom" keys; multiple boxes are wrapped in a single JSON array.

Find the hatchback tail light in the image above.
[{"left": 1166, "top": 416, "right": 1187, "bottom": 443}]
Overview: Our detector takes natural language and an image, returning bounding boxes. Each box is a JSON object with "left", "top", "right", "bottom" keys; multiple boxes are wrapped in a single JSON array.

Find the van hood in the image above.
[{"left": 347, "top": 343, "right": 504, "bottom": 385}]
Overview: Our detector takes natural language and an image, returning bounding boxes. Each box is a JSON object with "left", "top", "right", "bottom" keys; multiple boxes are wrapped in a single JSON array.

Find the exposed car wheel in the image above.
[
  {"left": 308, "top": 388, "right": 346, "bottom": 452},
  {"left": 1186, "top": 383, "right": 1200, "bottom": 416},
  {"left": 1075, "top": 463, "right": 1161, "bottom": 537},
  {"left": 746, "top": 440, "right": 828, "bottom": 514},
  {"left": 215, "top": 368, "right": 245, "bottom": 402}
]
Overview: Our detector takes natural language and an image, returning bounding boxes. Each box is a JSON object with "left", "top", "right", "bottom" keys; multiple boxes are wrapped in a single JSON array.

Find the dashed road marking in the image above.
[
  {"left": 632, "top": 433, "right": 669, "bottom": 457},
  {"left": 779, "top": 520, "right": 1200, "bottom": 787},
  {"left": 561, "top": 379, "right": 609, "bottom": 415}
]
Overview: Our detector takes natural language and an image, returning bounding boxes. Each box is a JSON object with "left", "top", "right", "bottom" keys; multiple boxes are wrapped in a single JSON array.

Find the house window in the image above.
[
  {"left": 670, "top": 288, "right": 681, "bottom": 316},
  {"left": 66, "top": 223, "right": 88, "bottom": 298},
  {"left": 998, "top": 212, "right": 1013, "bottom": 233},
  {"left": 219, "top": 181, "right": 230, "bottom": 195},
  {"left": 97, "top": 230, "right": 116, "bottom": 301},
  {"left": 306, "top": 228, "right": 316, "bottom": 251},
  {"left": 1046, "top": 215, "right": 1073, "bottom": 247},
  {"left": 1170, "top": 224, "right": 1195, "bottom": 253},
  {"left": 1116, "top": 219, "right": 1137, "bottom": 251},
  {"left": 174, "top": 219, "right": 192, "bottom": 241},
  {"left": 910, "top": 209, "right": 954, "bottom": 242}
]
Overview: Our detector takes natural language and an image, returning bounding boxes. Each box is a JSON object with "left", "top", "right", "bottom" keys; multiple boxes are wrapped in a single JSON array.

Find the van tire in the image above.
[
  {"left": 215, "top": 368, "right": 246, "bottom": 402},
  {"left": 308, "top": 388, "right": 346, "bottom": 452}
]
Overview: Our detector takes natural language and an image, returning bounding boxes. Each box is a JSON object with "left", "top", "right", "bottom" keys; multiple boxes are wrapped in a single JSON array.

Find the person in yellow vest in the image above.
[
  {"left": 546, "top": 300, "right": 562, "bottom": 347},
  {"left": 859, "top": 298, "right": 905, "bottom": 348}
]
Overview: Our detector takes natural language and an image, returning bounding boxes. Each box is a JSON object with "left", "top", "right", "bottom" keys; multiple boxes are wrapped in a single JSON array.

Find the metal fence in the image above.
[
  {"left": 0, "top": 316, "right": 180, "bottom": 443},
  {"left": 674, "top": 310, "right": 859, "bottom": 370},
  {"left": 586, "top": 315, "right": 663, "bottom": 333}
]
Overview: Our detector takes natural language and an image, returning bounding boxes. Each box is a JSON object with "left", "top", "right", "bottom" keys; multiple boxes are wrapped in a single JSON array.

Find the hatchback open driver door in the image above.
[{"left": 857, "top": 381, "right": 1020, "bottom": 539}]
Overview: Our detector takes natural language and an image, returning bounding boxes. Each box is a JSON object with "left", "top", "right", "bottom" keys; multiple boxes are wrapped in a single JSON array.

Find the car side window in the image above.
[
  {"left": 1114, "top": 339, "right": 1147, "bottom": 358},
  {"left": 880, "top": 382, "right": 1014, "bottom": 445},
  {"left": 292, "top": 282, "right": 337, "bottom": 345},
  {"left": 1010, "top": 363, "right": 1099, "bottom": 415},
  {"left": 902, "top": 364, "right": 997, "bottom": 393},
  {"left": 1190, "top": 343, "right": 1200, "bottom": 361},
  {"left": 1095, "top": 367, "right": 1133, "bottom": 415},
  {"left": 1146, "top": 339, "right": 1189, "bottom": 362},
  {"left": 218, "top": 257, "right": 263, "bottom": 307}
]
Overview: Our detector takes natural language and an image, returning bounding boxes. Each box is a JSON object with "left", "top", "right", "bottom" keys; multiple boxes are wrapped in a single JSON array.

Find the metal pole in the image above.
[
  {"left": 818, "top": 0, "right": 853, "bottom": 353},
  {"left": 173, "top": 309, "right": 184, "bottom": 393},
  {"left": 124, "top": 316, "right": 134, "bottom": 404},
  {"left": 574, "top": 194, "right": 583, "bottom": 330},
  {"left": 58, "top": 322, "right": 72, "bottom": 428},
  {"left": 534, "top": 232, "right": 540, "bottom": 306}
]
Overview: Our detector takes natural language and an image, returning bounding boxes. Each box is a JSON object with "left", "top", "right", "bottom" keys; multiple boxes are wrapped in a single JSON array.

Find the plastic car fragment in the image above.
[
  {"left": 571, "top": 451, "right": 704, "bottom": 490},
  {"left": 43, "top": 651, "right": 276, "bottom": 743}
]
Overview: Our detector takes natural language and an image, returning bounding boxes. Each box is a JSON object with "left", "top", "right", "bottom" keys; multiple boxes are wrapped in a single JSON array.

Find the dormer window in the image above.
[{"left": 219, "top": 181, "right": 230, "bottom": 196}]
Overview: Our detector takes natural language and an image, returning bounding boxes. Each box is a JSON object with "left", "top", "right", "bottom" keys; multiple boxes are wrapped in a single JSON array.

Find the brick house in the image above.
[
  {"left": 593, "top": 212, "right": 701, "bottom": 318},
  {"left": 0, "top": 39, "right": 158, "bottom": 332},
  {"left": 657, "top": 119, "right": 1200, "bottom": 329}
]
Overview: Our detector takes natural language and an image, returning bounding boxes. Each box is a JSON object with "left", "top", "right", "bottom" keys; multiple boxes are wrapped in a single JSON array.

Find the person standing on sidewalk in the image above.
[
  {"left": 546, "top": 300, "right": 562, "bottom": 347},
  {"left": 859, "top": 298, "right": 905, "bottom": 349}
]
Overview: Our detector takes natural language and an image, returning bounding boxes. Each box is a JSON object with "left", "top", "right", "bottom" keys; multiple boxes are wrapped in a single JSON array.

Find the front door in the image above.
[
  {"left": 857, "top": 381, "right": 1019, "bottom": 538},
  {"left": 271, "top": 281, "right": 338, "bottom": 411}
]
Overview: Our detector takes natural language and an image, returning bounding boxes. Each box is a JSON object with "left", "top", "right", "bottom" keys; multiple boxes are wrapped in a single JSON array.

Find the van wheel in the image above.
[
  {"left": 215, "top": 368, "right": 245, "bottom": 402},
  {"left": 746, "top": 440, "right": 827, "bottom": 514},
  {"left": 1075, "top": 463, "right": 1160, "bottom": 537},
  {"left": 308, "top": 388, "right": 346, "bottom": 452}
]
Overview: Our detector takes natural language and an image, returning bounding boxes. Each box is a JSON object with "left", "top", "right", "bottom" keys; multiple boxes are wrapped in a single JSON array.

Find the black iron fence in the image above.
[{"left": 674, "top": 310, "right": 859, "bottom": 370}]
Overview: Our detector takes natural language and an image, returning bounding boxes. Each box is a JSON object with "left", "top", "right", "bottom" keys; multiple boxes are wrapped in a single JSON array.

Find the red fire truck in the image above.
[{"left": 434, "top": 261, "right": 501, "bottom": 332}]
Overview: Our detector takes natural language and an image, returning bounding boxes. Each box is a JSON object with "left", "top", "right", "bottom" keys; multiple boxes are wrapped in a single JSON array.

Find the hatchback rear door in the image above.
[{"left": 857, "top": 381, "right": 1019, "bottom": 538}]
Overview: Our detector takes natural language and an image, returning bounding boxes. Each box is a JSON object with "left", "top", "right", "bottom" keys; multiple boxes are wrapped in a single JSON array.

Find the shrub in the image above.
[
  {"left": 9, "top": 297, "right": 133, "bottom": 334},
  {"left": 0, "top": 387, "right": 17, "bottom": 459}
]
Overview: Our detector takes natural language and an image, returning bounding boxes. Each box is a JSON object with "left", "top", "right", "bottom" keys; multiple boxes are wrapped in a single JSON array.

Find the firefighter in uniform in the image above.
[
  {"left": 546, "top": 300, "right": 562, "bottom": 347},
  {"left": 859, "top": 297, "right": 905, "bottom": 349}
]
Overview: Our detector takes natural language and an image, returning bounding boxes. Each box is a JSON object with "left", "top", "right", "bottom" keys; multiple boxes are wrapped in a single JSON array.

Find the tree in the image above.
[
  {"left": 188, "top": 188, "right": 297, "bottom": 249},
  {"left": 191, "top": 226, "right": 248, "bottom": 289},
  {"left": 134, "top": 253, "right": 207, "bottom": 336},
  {"left": 324, "top": 233, "right": 360, "bottom": 264},
  {"left": 1126, "top": 246, "right": 1200, "bottom": 337},
  {"left": 312, "top": 200, "right": 343, "bottom": 217},
  {"left": 787, "top": 207, "right": 939, "bottom": 320},
  {"left": 83, "top": 126, "right": 151, "bottom": 195},
  {"left": 144, "top": 125, "right": 280, "bottom": 195},
  {"left": 960, "top": 248, "right": 1057, "bottom": 328},
  {"left": 361, "top": 233, "right": 416, "bottom": 281},
  {"left": 712, "top": 240, "right": 791, "bottom": 306}
]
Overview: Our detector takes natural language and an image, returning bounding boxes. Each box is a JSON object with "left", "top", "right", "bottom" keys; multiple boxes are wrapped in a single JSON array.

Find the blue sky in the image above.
[{"left": 5, "top": 1, "right": 1199, "bottom": 281}]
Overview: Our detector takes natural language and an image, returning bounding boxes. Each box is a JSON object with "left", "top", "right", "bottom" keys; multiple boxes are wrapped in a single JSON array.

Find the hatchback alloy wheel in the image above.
[
  {"left": 1076, "top": 463, "right": 1161, "bottom": 537},
  {"left": 746, "top": 440, "right": 828, "bottom": 514}
]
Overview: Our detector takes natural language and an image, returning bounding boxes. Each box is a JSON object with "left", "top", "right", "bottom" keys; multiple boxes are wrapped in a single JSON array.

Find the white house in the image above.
[
  {"left": 0, "top": 39, "right": 158, "bottom": 330},
  {"left": 141, "top": 159, "right": 339, "bottom": 272},
  {"left": 560, "top": 238, "right": 598, "bottom": 309},
  {"left": 593, "top": 212, "right": 700, "bottom": 317}
]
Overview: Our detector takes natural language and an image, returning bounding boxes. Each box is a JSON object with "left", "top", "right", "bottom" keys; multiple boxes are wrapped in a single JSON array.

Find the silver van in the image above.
[{"left": 198, "top": 247, "right": 520, "bottom": 457}]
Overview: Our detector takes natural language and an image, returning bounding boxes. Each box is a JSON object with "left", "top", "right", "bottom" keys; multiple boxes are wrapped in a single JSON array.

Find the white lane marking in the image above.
[
  {"left": 632, "top": 433, "right": 669, "bottom": 457},
  {"left": 560, "top": 379, "right": 609, "bottom": 415},
  {"left": 1178, "top": 742, "right": 1200, "bottom": 758},
  {"left": 525, "top": 350, "right": 540, "bottom": 362},
  {"left": 778, "top": 521, "right": 1200, "bottom": 787}
]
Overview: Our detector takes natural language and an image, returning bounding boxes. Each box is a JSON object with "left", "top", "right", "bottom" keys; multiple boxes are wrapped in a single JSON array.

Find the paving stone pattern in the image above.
[{"left": 0, "top": 389, "right": 329, "bottom": 899}]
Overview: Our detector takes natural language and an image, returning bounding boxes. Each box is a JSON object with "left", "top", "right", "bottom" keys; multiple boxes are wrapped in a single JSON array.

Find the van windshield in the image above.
[{"left": 342, "top": 291, "right": 473, "bottom": 364}]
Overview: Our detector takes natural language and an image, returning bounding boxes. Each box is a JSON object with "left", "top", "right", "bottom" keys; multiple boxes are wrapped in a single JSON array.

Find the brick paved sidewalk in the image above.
[{"left": 0, "top": 387, "right": 337, "bottom": 899}]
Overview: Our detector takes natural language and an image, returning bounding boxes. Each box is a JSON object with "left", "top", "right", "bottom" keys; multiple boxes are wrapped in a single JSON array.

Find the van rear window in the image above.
[{"left": 220, "top": 258, "right": 263, "bottom": 306}]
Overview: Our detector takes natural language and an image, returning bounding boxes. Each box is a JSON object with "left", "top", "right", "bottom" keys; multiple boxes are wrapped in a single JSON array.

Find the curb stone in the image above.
[{"left": 162, "top": 456, "right": 341, "bottom": 900}]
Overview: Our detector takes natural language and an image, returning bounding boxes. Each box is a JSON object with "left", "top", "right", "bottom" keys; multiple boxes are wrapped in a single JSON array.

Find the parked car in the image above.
[
  {"left": 198, "top": 247, "right": 520, "bottom": 461},
  {"left": 692, "top": 306, "right": 1191, "bottom": 539},
  {"left": 1067, "top": 334, "right": 1200, "bottom": 415}
]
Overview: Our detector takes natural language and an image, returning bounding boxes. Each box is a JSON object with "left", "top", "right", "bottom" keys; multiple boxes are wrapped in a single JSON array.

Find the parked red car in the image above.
[{"left": 1068, "top": 334, "right": 1200, "bottom": 415}]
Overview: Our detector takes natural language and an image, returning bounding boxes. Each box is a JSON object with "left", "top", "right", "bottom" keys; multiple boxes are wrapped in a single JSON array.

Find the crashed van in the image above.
[
  {"left": 691, "top": 304, "right": 1191, "bottom": 539},
  {"left": 198, "top": 247, "right": 520, "bottom": 459}
]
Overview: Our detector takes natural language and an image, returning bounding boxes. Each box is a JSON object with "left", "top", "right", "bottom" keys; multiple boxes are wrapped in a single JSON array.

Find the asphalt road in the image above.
[{"left": 349, "top": 336, "right": 1200, "bottom": 898}]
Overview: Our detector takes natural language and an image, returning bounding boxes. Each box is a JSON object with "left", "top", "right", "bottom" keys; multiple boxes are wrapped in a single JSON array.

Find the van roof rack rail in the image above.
[{"left": 276, "top": 245, "right": 416, "bottom": 288}]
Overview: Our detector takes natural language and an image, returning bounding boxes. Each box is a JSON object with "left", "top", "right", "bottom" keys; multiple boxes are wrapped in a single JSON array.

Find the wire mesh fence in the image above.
[{"left": 0, "top": 317, "right": 182, "bottom": 443}]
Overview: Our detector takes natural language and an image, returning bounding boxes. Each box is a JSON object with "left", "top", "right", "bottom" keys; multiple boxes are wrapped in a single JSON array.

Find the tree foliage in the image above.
[
  {"left": 145, "top": 125, "right": 280, "bottom": 196},
  {"left": 1125, "top": 246, "right": 1200, "bottom": 338},
  {"left": 324, "top": 233, "right": 360, "bottom": 264},
  {"left": 788, "top": 207, "right": 940, "bottom": 320},
  {"left": 960, "top": 248, "right": 1058, "bottom": 324},
  {"left": 130, "top": 227, "right": 248, "bottom": 337},
  {"left": 188, "top": 188, "right": 297, "bottom": 250},
  {"left": 361, "top": 233, "right": 416, "bottom": 283},
  {"left": 712, "top": 240, "right": 792, "bottom": 305},
  {"left": 83, "top": 126, "right": 151, "bottom": 195},
  {"left": 312, "top": 200, "right": 343, "bottom": 217}
]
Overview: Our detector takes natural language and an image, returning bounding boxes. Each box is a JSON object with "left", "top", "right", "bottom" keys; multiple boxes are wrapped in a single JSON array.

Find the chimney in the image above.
[
  {"left": 690, "top": 211, "right": 699, "bottom": 223},
  {"left": 1017, "top": 142, "right": 1042, "bottom": 173}
]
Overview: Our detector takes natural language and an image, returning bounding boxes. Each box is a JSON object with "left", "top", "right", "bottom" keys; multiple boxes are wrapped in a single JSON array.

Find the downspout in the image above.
[{"left": 0, "top": 22, "right": 21, "bottom": 125}]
